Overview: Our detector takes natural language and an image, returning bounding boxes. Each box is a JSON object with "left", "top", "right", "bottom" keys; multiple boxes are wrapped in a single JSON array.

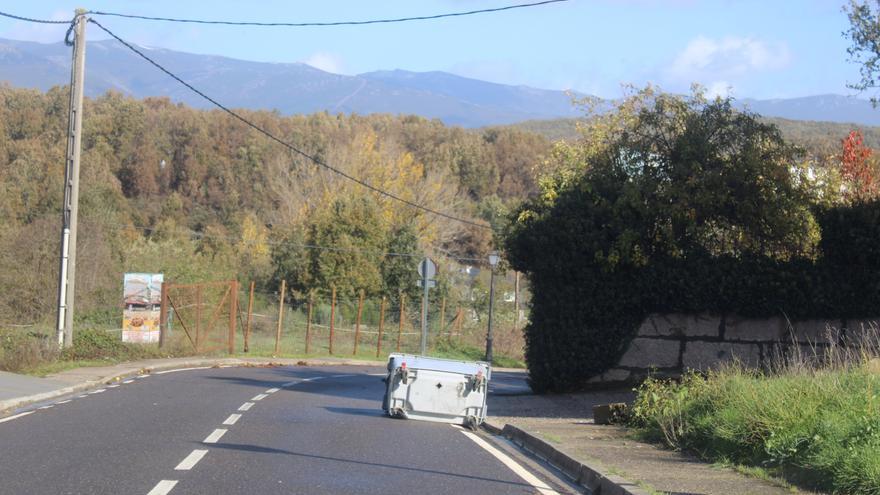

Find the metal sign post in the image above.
[{"left": 417, "top": 258, "right": 437, "bottom": 355}]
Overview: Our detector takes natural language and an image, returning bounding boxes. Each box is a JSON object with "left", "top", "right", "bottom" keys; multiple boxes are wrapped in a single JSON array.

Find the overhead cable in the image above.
[
  {"left": 88, "top": 1, "right": 567, "bottom": 27},
  {"left": 0, "top": 10, "right": 73, "bottom": 24},
  {"left": 88, "top": 18, "right": 491, "bottom": 230}
]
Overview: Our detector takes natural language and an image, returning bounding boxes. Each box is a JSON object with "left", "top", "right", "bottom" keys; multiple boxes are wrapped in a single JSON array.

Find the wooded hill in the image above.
[
  {"left": 0, "top": 84, "right": 871, "bottom": 327},
  {"left": 505, "top": 116, "right": 880, "bottom": 154},
  {"left": 0, "top": 85, "right": 549, "bottom": 324}
]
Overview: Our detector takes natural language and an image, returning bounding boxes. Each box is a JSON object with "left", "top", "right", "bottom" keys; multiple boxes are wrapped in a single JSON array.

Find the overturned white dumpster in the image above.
[{"left": 382, "top": 353, "right": 491, "bottom": 429}]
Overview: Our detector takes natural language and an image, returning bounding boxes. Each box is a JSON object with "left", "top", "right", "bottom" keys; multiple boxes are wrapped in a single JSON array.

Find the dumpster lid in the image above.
[{"left": 388, "top": 353, "right": 489, "bottom": 376}]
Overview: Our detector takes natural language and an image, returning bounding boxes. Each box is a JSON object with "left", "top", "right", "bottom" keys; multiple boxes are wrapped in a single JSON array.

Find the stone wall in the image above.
[{"left": 588, "top": 314, "right": 879, "bottom": 385}]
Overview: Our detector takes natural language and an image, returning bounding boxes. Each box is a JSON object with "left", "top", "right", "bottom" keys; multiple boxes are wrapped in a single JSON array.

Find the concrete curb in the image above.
[
  {"left": 0, "top": 356, "right": 379, "bottom": 415},
  {"left": 485, "top": 420, "right": 653, "bottom": 495}
]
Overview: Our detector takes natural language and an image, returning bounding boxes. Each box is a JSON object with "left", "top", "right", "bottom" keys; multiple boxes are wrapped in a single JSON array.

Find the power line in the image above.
[
  {"left": 88, "top": 1, "right": 567, "bottom": 27},
  {"left": 0, "top": 10, "right": 73, "bottom": 24},
  {"left": 88, "top": 18, "right": 491, "bottom": 230}
]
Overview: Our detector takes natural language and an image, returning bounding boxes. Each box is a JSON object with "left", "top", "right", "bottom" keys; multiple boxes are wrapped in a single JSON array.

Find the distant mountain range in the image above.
[{"left": 0, "top": 37, "right": 878, "bottom": 128}]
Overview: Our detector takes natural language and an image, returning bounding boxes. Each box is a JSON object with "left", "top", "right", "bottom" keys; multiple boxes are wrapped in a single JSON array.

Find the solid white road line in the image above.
[
  {"left": 281, "top": 381, "right": 299, "bottom": 387},
  {"left": 238, "top": 402, "right": 254, "bottom": 411},
  {"left": 89, "top": 389, "right": 106, "bottom": 394},
  {"left": 223, "top": 414, "right": 241, "bottom": 425},
  {"left": 136, "top": 375, "right": 150, "bottom": 379},
  {"left": 457, "top": 429, "right": 560, "bottom": 495},
  {"left": 77, "top": 395, "right": 88, "bottom": 398},
  {"left": 174, "top": 449, "right": 208, "bottom": 471},
  {"left": 154, "top": 366, "right": 212, "bottom": 375},
  {"left": 123, "top": 380, "right": 134, "bottom": 384},
  {"left": 251, "top": 393, "right": 268, "bottom": 401},
  {"left": 203, "top": 428, "right": 227, "bottom": 444},
  {"left": 56, "top": 400, "right": 71, "bottom": 404},
  {"left": 38, "top": 405, "right": 53, "bottom": 410},
  {"left": 0, "top": 411, "right": 34, "bottom": 424},
  {"left": 265, "top": 387, "right": 280, "bottom": 394},
  {"left": 146, "top": 479, "right": 178, "bottom": 495}
]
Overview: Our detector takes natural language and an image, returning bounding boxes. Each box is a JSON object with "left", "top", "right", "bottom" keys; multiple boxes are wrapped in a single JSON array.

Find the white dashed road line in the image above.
[
  {"left": 222, "top": 414, "right": 241, "bottom": 426},
  {"left": 57, "top": 400, "right": 71, "bottom": 404},
  {"left": 238, "top": 402, "right": 254, "bottom": 411},
  {"left": 146, "top": 479, "right": 178, "bottom": 495},
  {"left": 38, "top": 405, "right": 53, "bottom": 410},
  {"left": 89, "top": 389, "right": 106, "bottom": 394},
  {"left": 251, "top": 393, "right": 268, "bottom": 401},
  {"left": 174, "top": 449, "right": 208, "bottom": 471},
  {"left": 265, "top": 387, "right": 280, "bottom": 394},
  {"left": 203, "top": 428, "right": 227, "bottom": 444},
  {"left": 457, "top": 428, "right": 560, "bottom": 495},
  {"left": 0, "top": 411, "right": 34, "bottom": 424},
  {"left": 123, "top": 380, "right": 134, "bottom": 384}
]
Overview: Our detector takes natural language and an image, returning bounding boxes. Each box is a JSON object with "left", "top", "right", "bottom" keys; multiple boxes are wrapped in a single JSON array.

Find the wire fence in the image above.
[{"left": 236, "top": 286, "right": 525, "bottom": 362}]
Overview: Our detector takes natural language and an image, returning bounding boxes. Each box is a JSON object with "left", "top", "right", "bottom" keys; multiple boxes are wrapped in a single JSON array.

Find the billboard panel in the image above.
[{"left": 122, "top": 273, "right": 163, "bottom": 343}]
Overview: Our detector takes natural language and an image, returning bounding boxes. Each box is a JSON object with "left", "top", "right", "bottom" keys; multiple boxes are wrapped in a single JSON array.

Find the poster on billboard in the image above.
[{"left": 122, "top": 273, "right": 163, "bottom": 343}]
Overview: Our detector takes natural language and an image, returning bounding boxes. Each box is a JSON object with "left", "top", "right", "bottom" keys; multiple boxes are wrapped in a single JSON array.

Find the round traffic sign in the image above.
[{"left": 418, "top": 258, "right": 436, "bottom": 279}]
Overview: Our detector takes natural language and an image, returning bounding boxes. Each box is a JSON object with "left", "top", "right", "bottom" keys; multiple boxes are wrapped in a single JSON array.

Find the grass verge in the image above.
[{"left": 629, "top": 325, "right": 880, "bottom": 495}]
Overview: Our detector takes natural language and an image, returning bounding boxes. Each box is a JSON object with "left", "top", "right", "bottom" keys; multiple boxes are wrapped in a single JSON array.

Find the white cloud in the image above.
[
  {"left": 302, "top": 52, "right": 345, "bottom": 74},
  {"left": 667, "top": 36, "right": 791, "bottom": 84}
]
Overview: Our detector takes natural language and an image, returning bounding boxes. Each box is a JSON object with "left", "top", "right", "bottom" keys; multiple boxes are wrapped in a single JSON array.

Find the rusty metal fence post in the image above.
[
  {"left": 305, "top": 292, "right": 313, "bottom": 354},
  {"left": 228, "top": 280, "right": 238, "bottom": 354},
  {"left": 329, "top": 286, "right": 336, "bottom": 355},
  {"left": 159, "top": 279, "right": 169, "bottom": 348},
  {"left": 195, "top": 285, "right": 203, "bottom": 352},
  {"left": 353, "top": 289, "right": 364, "bottom": 355},
  {"left": 244, "top": 281, "right": 255, "bottom": 352},
  {"left": 376, "top": 296, "right": 386, "bottom": 357},
  {"left": 275, "top": 279, "right": 286, "bottom": 355},
  {"left": 397, "top": 292, "right": 405, "bottom": 352}
]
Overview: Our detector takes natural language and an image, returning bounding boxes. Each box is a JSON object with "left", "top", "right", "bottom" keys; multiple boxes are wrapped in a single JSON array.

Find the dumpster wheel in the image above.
[{"left": 464, "top": 415, "right": 479, "bottom": 431}]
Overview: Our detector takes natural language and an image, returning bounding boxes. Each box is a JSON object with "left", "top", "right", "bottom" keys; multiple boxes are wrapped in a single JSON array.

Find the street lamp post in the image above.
[{"left": 485, "top": 252, "right": 499, "bottom": 363}]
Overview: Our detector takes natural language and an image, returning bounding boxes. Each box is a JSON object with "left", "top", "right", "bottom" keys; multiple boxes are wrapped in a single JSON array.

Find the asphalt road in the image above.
[{"left": 0, "top": 365, "right": 575, "bottom": 495}]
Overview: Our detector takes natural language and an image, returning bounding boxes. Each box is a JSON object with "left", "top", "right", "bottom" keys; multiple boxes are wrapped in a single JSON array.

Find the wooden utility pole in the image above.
[
  {"left": 55, "top": 11, "right": 87, "bottom": 348},
  {"left": 275, "top": 280, "right": 286, "bottom": 354}
]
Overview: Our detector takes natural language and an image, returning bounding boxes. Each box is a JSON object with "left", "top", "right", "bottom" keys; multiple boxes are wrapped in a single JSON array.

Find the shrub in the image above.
[
  {"left": 0, "top": 329, "right": 58, "bottom": 372},
  {"left": 630, "top": 333, "right": 880, "bottom": 495}
]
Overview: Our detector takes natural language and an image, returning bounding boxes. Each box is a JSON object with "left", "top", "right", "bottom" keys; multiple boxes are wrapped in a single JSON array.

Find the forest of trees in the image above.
[
  {"left": 1, "top": 82, "right": 875, "bottom": 334},
  {"left": 0, "top": 84, "right": 550, "bottom": 324}
]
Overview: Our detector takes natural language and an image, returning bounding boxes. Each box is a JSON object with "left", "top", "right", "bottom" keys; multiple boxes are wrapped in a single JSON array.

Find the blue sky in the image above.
[{"left": 0, "top": 1, "right": 865, "bottom": 100}]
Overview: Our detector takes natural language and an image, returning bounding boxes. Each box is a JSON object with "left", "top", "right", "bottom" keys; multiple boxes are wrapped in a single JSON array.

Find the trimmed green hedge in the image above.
[{"left": 510, "top": 201, "right": 880, "bottom": 392}]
